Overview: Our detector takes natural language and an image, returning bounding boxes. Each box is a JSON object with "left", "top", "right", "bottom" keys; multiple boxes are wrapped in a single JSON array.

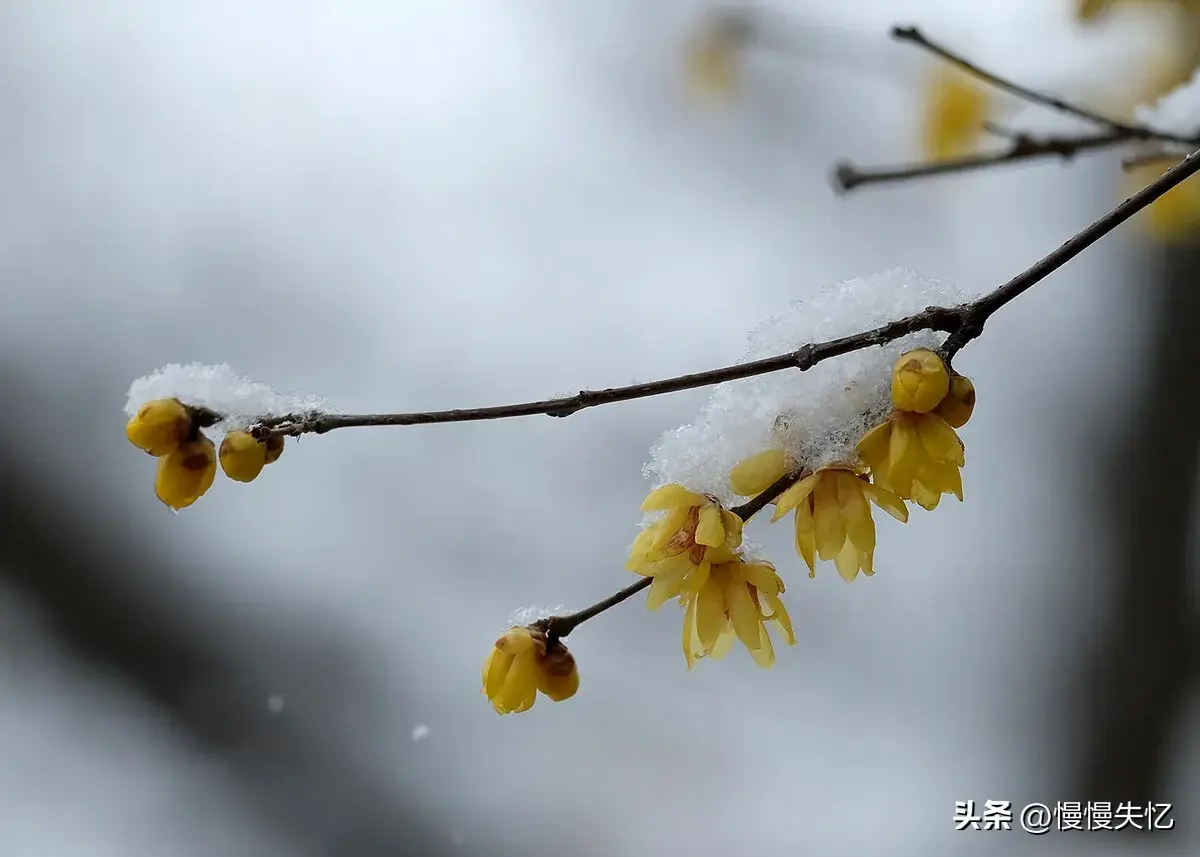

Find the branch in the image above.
[
  {"left": 892, "top": 25, "right": 1139, "bottom": 133},
  {"left": 522, "top": 149, "right": 1200, "bottom": 641},
  {"left": 246, "top": 148, "right": 1200, "bottom": 441},
  {"left": 836, "top": 25, "right": 1197, "bottom": 193},
  {"left": 249, "top": 309, "right": 962, "bottom": 439},
  {"left": 834, "top": 131, "right": 1121, "bottom": 192},
  {"left": 942, "top": 147, "right": 1200, "bottom": 356}
]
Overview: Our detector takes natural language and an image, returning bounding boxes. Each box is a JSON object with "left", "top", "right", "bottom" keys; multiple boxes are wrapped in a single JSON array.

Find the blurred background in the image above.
[{"left": 0, "top": 0, "right": 1197, "bottom": 855}]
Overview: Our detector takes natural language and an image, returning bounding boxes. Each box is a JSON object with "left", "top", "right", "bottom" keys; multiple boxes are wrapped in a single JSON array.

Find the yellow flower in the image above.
[
  {"left": 857, "top": 412, "right": 965, "bottom": 511},
  {"left": 728, "top": 448, "right": 794, "bottom": 496},
  {"left": 1074, "top": 0, "right": 1111, "bottom": 19},
  {"left": 481, "top": 625, "right": 579, "bottom": 715},
  {"left": 155, "top": 435, "right": 217, "bottom": 510},
  {"left": 680, "top": 554, "right": 795, "bottom": 669},
  {"left": 219, "top": 430, "right": 267, "bottom": 483},
  {"left": 923, "top": 66, "right": 989, "bottom": 161},
  {"left": 1077, "top": 0, "right": 1200, "bottom": 21},
  {"left": 627, "top": 484, "right": 744, "bottom": 609},
  {"left": 891, "top": 348, "right": 951, "bottom": 414},
  {"left": 934, "top": 374, "right": 976, "bottom": 428},
  {"left": 263, "top": 433, "right": 286, "bottom": 464},
  {"left": 1127, "top": 158, "right": 1200, "bottom": 243},
  {"left": 683, "top": 14, "right": 751, "bottom": 102},
  {"left": 126, "top": 398, "right": 192, "bottom": 457},
  {"left": 770, "top": 466, "right": 908, "bottom": 581}
]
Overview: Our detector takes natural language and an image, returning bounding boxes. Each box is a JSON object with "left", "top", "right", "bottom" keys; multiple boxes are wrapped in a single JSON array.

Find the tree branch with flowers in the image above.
[
  {"left": 125, "top": 149, "right": 1200, "bottom": 714},
  {"left": 123, "top": 12, "right": 1200, "bottom": 716}
]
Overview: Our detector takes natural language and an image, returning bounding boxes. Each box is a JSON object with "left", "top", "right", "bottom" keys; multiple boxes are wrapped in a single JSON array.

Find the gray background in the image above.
[{"left": 0, "top": 1, "right": 1196, "bottom": 855}]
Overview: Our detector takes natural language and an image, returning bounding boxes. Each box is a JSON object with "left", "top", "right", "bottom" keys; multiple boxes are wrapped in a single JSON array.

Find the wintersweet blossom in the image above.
[
  {"left": 769, "top": 465, "right": 908, "bottom": 580},
  {"left": 219, "top": 430, "right": 268, "bottom": 483},
  {"left": 680, "top": 554, "right": 795, "bottom": 669},
  {"left": 683, "top": 13, "right": 752, "bottom": 101},
  {"left": 627, "top": 484, "right": 744, "bottom": 609},
  {"left": 481, "top": 625, "right": 579, "bottom": 715},
  {"left": 155, "top": 436, "right": 217, "bottom": 510},
  {"left": 923, "top": 66, "right": 989, "bottom": 161},
  {"left": 126, "top": 398, "right": 192, "bottom": 457}
]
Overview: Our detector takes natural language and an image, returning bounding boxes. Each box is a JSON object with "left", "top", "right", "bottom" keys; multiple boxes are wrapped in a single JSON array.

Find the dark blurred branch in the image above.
[
  {"left": 1073, "top": 238, "right": 1200, "bottom": 807},
  {"left": 0, "top": 382, "right": 464, "bottom": 856},
  {"left": 834, "top": 25, "right": 1197, "bottom": 193},
  {"left": 836, "top": 132, "right": 1123, "bottom": 192}
]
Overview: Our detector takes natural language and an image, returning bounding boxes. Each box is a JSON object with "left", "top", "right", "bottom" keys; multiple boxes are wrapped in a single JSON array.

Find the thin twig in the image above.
[
  {"left": 249, "top": 308, "right": 963, "bottom": 439},
  {"left": 250, "top": 150, "right": 1200, "bottom": 440},
  {"left": 891, "top": 25, "right": 1139, "bottom": 133},
  {"left": 1122, "top": 149, "right": 1186, "bottom": 172},
  {"left": 834, "top": 132, "right": 1120, "bottom": 192},
  {"left": 836, "top": 25, "right": 1197, "bottom": 193},
  {"left": 941, "top": 147, "right": 1200, "bottom": 357}
]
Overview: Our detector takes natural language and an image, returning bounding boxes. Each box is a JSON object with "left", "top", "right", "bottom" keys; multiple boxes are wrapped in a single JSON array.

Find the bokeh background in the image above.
[{"left": 1, "top": 1, "right": 1197, "bottom": 855}]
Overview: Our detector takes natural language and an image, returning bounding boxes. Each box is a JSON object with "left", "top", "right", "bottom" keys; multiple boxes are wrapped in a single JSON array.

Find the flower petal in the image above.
[
  {"left": 720, "top": 509, "right": 744, "bottom": 549},
  {"left": 813, "top": 473, "right": 846, "bottom": 561},
  {"left": 641, "top": 484, "right": 705, "bottom": 511},
  {"left": 483, "top": 648, "right": 515, "bottom": 699},
  {"left": 762, "top": 592, "right": 796, "bottom": 646},
  {"left": 794, "top": 504, "right": 816, "bottom": 576},
  {"left": 646, "top": 562, "right": 689, "bottom": 610},
  {"left": 536, "top": 665, "right": 580, "bottom": 702},
  {"left": 887, "top": 417, "right": 922, "bottom": 495},
  {"left": 772, "top": 473, "right": 818, "bottom": 521},
  {"left": 838, "top": 473, "right": 876, "bottom": 554},
  {"left": 910, "top": 479, "right": 942, "bottom": 511},
  {"left": 682, "top": 592, "right": 702, "bottom": 670},
  {"left": 834, "top": 539, "right": 863, "bottom": 582},
  {"left": 493, "top": 655, "right": 538, "bottom": 714},
  {"left": 741, "top": 562, "right": 781, "bottom": 596},
  {"left": 923, "top": 460, "right": 964, "bottom": 501},
  {"left": 728, "top": 583, "right": 763, "bottom": 653},
  {"left": 696, "top": 577, "right": 727, "bottom": 653},
  {"left": 747, "top": 620, "right": 776, "bottom": 668},
  {"left": 856, "top": 420, "right": 893, "bottom": 468},
  {"left": 710, "top": 627, "right": 737, "bottom": 661},
  {"left": 916, "top": 413, "right": 965, "bottom": 466},
  {"left": 695, "top": 504, "right": 726, "bottom": 547},
  {"left": 861, "top": 481, "right": 909, "bottom": 523},
  {"left": 729, "top": 449, "right": 791, "bottom": 496}
]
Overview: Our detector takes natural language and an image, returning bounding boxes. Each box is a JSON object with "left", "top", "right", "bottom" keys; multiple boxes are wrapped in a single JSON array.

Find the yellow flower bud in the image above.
[
  {"left": 934, "top": 374, "right": 976, "bottom": 428},
  {"left": 1074, "top": 0, "right": 1109, "bottom": 21},
  {"left": 126, "top": 398, "right": 192, "bottom": 457},
  {"left": 219, "top": 430, "right": 267, "bottom": 483},
  {"left": 263, "top": 434, "right": 285, "bottom": 465},
  {"left": 155, "top": 435, "right": 217, "bottom": 510},
  {"left": 923, "top": 67, "right": 988, "bottom": 161},
  {"left": 891, "top": 348, "right": 951, "bottom": 413},
  {"left": 481, "top": 625, "right": 579, "bottom": 715}
]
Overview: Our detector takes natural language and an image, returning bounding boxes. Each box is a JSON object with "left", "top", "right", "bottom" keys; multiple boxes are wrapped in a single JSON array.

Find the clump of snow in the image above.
[
  {"left": 643, "top": 268, "right": 968, "bottom": 507},
  {"left": 1135, "top": 68, "right": 1200, "bottom": 137},
  {"left": 506, "top": 604, "right": 567, "bottom": 627},
  {"left": 266, "top": 694, "right": 286, "bottom": 715},
  {"left": 411, "top": 723, "right": 430, "bottom": 742},
  {"left": 124, "top": 363, "right": 330, "bottom": 429}
]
